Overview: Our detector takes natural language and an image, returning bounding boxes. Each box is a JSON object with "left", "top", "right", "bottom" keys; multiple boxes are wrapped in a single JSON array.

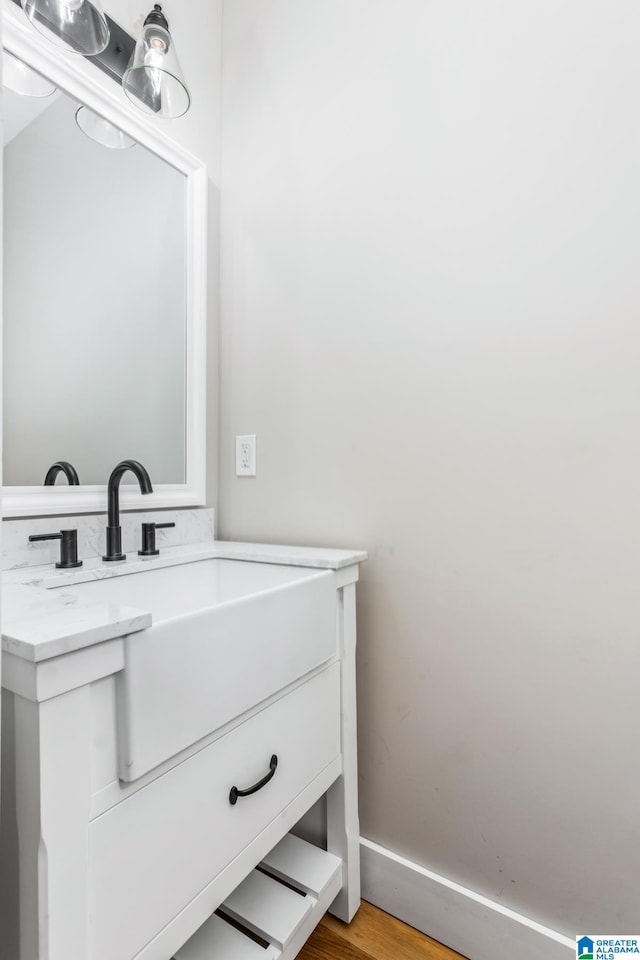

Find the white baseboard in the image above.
[{"left": 360, "top": 837, "right": 574, "bottom": 960}]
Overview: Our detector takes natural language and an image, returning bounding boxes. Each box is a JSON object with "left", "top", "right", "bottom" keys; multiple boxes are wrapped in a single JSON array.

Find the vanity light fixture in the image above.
[
  {"left": 9, "top": 0, "right": 189, "bottom": 120},
  {"left": 122, "top": 4, "right": 190, "bottom": 119},
  {"left": 20, "top": 0, "right": 110, "bottom": 57},
  {"left": 75, "top": 105, "right": 136, "bottom": 149},
  {"left": 3, "top": 48, "right": 57, "bottom": 97}
]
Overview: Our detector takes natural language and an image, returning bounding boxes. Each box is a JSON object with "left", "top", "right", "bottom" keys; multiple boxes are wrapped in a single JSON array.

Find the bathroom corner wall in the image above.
[{"left": 218, "top": 0, "right": 640, "bottom": 943}]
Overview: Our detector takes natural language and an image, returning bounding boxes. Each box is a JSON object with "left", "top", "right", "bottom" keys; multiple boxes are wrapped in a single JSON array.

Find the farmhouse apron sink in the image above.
[{"left": 49, "top": 558, "right": 338, "bottom": 780}]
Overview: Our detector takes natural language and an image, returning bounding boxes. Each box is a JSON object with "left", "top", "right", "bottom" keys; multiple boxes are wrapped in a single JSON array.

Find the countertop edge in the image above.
[{"left": 2, "top": 540, "right": 367, "bottom": 662}]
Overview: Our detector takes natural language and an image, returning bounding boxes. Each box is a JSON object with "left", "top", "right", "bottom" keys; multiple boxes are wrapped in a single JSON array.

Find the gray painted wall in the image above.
[{"left": 219, "top": 0, "right": 640, "bottom": 934}]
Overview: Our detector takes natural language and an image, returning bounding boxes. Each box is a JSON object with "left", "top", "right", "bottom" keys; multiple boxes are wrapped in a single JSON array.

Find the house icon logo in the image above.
[{"left": 577, "top": 937, "right": 594, "bottom": 960}]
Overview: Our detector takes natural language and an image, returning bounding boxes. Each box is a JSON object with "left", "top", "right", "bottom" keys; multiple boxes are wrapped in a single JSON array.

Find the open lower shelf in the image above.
[{"left": 175, "top": 834, "right": 343, "bottom": 960}]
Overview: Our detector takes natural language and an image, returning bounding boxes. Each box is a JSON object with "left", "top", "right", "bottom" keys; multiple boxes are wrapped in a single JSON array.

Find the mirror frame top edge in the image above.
[{"left": 1, "top": 3, "right": 208, "bottom": 519}]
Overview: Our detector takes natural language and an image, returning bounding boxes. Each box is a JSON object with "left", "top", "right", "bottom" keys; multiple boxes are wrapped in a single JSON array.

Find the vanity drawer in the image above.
[{"left": 88, "top": 663, "right": 341, "bottom": 960}]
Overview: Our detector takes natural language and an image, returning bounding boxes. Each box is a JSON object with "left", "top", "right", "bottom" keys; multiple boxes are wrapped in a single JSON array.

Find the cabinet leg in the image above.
[
  {"left": 14, "top": 688, "right": 92, "bottom": 960},
  {"left": 327, "top": 582, "right": 360, "bottom": 922}
]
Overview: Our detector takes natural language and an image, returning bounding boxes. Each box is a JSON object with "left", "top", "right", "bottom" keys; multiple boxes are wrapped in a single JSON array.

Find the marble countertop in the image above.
[{"left": 2, "top": 540, "right": 367, "bottom": 663}]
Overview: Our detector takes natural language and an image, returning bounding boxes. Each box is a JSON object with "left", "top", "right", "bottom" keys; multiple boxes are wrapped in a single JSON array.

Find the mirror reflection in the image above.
[{"left": 3, "top": 54, "right": 187, "bottom": 487}]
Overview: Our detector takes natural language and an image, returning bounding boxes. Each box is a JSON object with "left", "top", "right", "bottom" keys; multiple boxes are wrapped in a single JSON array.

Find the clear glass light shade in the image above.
[
  {"left": 20, "top": 0, "right": 109, "bottom": 57},
  {"left": 3, "top": 50, "right": 56, "bottom": 97},
  {"left": 122, "top": 20, "right": 190, "bottom": 119},
  {"left": 75, "top": 106, "right": 136, "bottom": 149}
]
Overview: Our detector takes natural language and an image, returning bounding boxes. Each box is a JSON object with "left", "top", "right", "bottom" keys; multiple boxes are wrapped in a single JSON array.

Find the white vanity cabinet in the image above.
[{"left": 0, "top": 548, "right": 363, "bottom": 960}]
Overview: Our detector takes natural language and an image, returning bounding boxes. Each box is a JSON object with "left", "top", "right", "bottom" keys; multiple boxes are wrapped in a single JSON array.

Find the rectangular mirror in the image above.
[{"left": 2, "top": 10, "right": 206, "bottom": 517}]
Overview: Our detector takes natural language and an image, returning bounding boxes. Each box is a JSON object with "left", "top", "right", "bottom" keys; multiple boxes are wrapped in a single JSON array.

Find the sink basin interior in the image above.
[{"left": 47, "top": 559, "right": 325, "bottom": 621}]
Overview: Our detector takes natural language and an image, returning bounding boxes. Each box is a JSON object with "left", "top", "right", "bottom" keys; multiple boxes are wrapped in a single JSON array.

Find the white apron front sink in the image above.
[{"left": 50, "top": 559, "right": 338, "bottom": 780}]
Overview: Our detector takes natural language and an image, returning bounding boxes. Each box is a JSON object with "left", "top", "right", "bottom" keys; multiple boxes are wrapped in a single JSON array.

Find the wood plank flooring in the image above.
[{"left": 297, "top": 901, "right": 467, "bottom": 960}]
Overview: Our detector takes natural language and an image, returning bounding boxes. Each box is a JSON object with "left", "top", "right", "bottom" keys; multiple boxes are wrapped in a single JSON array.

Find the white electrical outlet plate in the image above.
[{"left": 235, "top": 435, "right": 257, "bottom": 476}]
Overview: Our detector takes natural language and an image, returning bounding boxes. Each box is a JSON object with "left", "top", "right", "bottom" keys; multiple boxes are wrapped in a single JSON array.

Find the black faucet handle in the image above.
[
  {"left": 29, "top": 529, "right": 83, "bottom": 569},
  {"left": 138, "top": 521, "right": 176, "bottom": 557}
]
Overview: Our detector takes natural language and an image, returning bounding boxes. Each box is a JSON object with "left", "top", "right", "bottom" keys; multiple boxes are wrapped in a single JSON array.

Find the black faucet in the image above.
[
  {"left": 43, "top": 461, "right": 80, "bottom": 486},
  {"left": 103, "top": 460, "right": 153, "bottom": 562}
]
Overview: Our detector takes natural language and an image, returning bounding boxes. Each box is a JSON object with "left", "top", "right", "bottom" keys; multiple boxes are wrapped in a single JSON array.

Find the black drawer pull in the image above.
[{"left": 229, "top": 755, "right": 278, "bottom": 806}]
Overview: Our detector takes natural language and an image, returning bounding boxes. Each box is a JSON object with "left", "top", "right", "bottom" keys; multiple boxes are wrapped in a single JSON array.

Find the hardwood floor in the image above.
[{"left": 297, "top": 901, "right": 467, "bottom": 960}]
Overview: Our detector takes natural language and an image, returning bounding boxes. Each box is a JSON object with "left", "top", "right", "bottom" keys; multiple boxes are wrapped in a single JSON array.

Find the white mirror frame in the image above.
[{"left": 2, "top": 3, "right": 207, "bottom": 517}]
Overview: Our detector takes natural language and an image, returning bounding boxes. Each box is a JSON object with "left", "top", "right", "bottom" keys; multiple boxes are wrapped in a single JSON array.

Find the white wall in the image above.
[{"left": 219, "top": 0, "right": 640, "bottom": 937}]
